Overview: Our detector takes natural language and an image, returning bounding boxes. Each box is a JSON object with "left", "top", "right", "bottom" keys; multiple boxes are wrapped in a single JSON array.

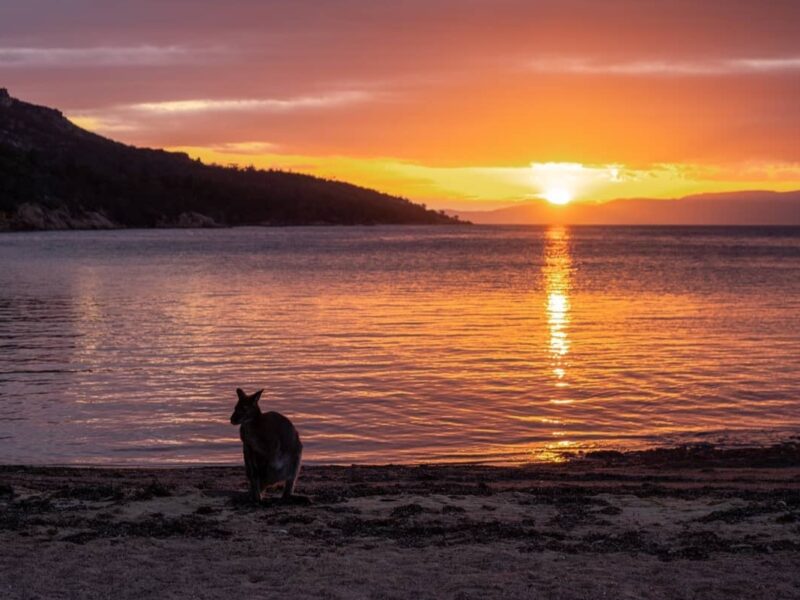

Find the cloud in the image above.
[
  {"left": 68, "top": 114, "right": 139, "bottom": 134},
  {"left": 0, "top": 45, "right": 217, "bottom": 67},
  {"left": 525, "top": 56, "right": 800, "bottom": 76},
  {"left": 125, "top": 91, "right": 373, "bottom": 114},
  {"left": 205, "top": 141, "right": 281, "bottom": 155},
  {"left": 66, "top": 90, "right": 375, "bottom": 138}
]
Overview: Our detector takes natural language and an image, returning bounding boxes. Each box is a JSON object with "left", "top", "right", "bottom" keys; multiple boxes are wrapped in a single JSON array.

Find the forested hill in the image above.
[{"left": 0, "top": 89, "right": 461, "bottom": 230}]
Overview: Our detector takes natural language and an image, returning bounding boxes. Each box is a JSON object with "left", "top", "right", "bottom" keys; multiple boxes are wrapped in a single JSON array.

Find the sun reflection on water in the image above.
[
  {"left": 538, "top": 226, "right": 576, "bottom": 460},
  {"left": 544, "top": 226, "right": 573, "bottom": 389}
]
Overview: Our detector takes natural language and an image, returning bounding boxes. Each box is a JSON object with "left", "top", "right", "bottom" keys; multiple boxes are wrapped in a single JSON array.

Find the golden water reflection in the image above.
[
  {"left": 538, "top": 225, "right": 575, "bottom": 459},
  {"left": 543, "top": 226, "right": 573, "bottom": 390}
]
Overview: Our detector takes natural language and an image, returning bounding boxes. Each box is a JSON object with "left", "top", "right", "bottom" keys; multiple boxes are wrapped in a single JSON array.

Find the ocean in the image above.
[{"left": 1, "top": 225, "right": 799, "bottom": 464}]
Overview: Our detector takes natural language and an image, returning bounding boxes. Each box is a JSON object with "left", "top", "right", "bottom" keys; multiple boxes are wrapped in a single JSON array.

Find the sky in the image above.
[{"left": 1, "top": 0, "right": 799, "bottom": 211}]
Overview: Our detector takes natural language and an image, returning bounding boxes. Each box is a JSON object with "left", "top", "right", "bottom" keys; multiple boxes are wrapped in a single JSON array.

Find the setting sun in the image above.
[{"left": 543, "top": 187, "right": 573, "bottom": 205}]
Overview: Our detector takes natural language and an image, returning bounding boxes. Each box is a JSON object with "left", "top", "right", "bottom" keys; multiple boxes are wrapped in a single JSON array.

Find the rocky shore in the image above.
[{"left": 0, "top": 203, "right": 225, "bottom": 231}]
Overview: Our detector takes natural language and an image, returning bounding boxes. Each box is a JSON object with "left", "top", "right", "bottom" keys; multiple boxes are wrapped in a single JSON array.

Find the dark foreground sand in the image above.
[{"left": 2, "top": 444, "right": 800, "bottom": 599}]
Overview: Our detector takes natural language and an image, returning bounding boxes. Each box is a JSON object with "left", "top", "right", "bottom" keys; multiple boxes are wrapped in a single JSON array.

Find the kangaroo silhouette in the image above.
[{"left": 230, "top": 388, "right": 304, "bottom": 503}]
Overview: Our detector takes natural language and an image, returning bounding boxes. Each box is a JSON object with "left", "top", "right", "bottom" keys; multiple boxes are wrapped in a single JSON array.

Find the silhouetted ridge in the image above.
[
  {"left": 454, "top": 190, "right": 800, "bottom": 225},
  {"left": 0, "top": 90, "right": 462, "bottom": 230}
]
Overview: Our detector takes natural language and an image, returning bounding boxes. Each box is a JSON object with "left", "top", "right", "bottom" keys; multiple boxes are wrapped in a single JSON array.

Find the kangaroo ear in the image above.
[
  {"left": 236, "top": 388, "right": 247, "bottom": 401},
  {"left": 252, "top": 389, "right": 264, "bottom": 403}
]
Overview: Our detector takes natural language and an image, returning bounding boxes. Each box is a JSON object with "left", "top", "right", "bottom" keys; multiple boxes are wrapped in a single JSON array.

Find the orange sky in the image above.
[{"left": 2, "top": 0, "right": 799, "bottom": 210}]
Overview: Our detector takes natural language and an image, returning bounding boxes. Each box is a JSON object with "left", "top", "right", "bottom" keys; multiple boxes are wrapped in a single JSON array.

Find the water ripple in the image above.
[{"left": 1, "top": 226, "right": 799, "bottom": 464}]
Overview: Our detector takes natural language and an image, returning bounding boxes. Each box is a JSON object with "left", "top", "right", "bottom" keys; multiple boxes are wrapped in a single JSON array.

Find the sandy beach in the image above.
[{"left": 2, "top": 444, "right": 799, "bottom": 599}]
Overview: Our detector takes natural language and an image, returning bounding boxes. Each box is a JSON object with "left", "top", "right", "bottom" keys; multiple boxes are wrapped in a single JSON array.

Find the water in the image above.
[{"left": 1, "top": 226, "right": 799, "bottom": 465}]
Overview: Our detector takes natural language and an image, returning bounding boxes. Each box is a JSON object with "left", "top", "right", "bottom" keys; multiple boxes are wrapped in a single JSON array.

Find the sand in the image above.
[{"left": 2, "top": 444, "right": 800, "bottom": 599}]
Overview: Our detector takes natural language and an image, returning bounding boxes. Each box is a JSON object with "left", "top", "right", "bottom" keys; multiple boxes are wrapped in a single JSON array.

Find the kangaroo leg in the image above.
[
  {"left": 282, "top": 448, "right": 305, "bottom": 501},
  {"left": 243, "top": 445, "right": 261, "bottom": 503},
  {"left": 282, "top": 474, "right": 296, "bottom": 498}
]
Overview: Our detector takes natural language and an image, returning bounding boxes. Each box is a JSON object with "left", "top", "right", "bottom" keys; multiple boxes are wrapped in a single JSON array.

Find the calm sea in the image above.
[{"left": 1, "top": 226, "right": 799, "bottom": 465}]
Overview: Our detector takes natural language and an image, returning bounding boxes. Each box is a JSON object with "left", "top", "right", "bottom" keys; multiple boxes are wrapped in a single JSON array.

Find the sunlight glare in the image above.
[{"left": 543, "top": 187, "right": 573, "bottom": 205}]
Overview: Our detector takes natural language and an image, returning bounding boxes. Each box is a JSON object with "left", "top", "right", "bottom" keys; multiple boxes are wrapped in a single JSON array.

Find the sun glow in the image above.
[
  {"left": 543, "top": 187, "right": 573, "bottom": 205},
  {"left": 532, "top": 163, "right": 588, "bottom": 206}
]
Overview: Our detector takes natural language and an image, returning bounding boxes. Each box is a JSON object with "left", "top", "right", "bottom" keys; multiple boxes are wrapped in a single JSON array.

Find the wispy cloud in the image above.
[
  {"left": 66, "top": 90, "right": 375, "bottom": 137},
  {"left": 126, "top": 91, "right": 373, "bottom": 114},
  {"left": 525, "top": 56, "right": 800, "bottom": 76},
  {"left": 68, "top": 114, "right": 139, "bottom": 134},
  {"left": 206, "top": 141, "right": 281, "bottom": 155},
  {"left": 0, "top": 45, "right": 218, "bottom": 67}
]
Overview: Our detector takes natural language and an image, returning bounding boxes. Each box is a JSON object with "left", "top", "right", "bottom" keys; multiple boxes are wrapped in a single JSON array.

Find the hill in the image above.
[
  {"left": 0, "top": 89, "right": 461, "bottom": 230},
  {"left": 455, "top": 190, "right": 800, "bottom": 225}
]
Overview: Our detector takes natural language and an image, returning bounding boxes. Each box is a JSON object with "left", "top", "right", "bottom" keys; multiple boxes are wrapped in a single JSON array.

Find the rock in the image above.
[
  {"left": 71, "top": 211, "right": 116, "bottom": 229},
  {"left": 175, "top": 211, "right": 220, "bottom": 228},
  {"left": 158, "top": 211, "right": 221, "bottom": 229},
  {"left": 11, "top": 203, "right": 50, "bottom": 229},
  {"left": 8, "top": 203, "right": 117, "bottom": 231}
]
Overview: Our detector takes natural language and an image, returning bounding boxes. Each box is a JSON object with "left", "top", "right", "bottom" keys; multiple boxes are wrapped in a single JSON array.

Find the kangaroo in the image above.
[{"left": 230, "top": 388, "right": 304, "bottom": 504}]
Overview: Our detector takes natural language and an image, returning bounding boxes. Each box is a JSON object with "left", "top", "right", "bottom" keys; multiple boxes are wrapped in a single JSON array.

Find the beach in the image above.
[{"left": 2, "top": 444, "right": 799, "bottom": 599}]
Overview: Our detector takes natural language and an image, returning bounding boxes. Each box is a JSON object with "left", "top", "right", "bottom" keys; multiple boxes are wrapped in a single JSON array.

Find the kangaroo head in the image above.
[{"left": 230, "top": 388, "right": 263, "bottom": 425}]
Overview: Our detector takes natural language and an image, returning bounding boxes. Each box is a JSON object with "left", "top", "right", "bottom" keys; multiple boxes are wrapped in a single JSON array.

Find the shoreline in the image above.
[
  {"left": 3, "top": 443, "right": 799, "bottom": 599},
  {"left": 3, "top": 439, "right": 798, "bottom": 469},
  {"left": 0, "top": 221, "right": 472, "bottom": 233},
  {"left": 3, "top": 223, "right": 800, "bottom": 234}
]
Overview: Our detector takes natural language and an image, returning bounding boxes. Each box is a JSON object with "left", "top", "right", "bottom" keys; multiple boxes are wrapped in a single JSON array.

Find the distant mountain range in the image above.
[
  {"left": 454, "top": 190, "right": 800, "bottom": 225},
  {"left": 0, "top": 89, "right": 461, "bottom": 230}
]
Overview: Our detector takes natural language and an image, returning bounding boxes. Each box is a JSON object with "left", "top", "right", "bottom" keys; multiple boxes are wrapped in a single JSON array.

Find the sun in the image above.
[{"left": 543, "top": 186, "right": 573, "bottom": 205}]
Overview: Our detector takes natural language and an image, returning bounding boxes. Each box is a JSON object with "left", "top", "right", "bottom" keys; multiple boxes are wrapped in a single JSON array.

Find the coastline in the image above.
[
  {"left": 0, "top": 220, "right": 472, "bottom": 233},
  {"left": 3, "top": 444, "right": 799, "bottom": 599}
]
